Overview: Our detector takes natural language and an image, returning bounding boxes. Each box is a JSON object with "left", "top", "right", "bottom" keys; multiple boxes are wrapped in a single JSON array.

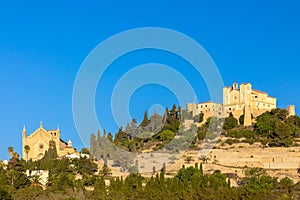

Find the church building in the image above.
[{"left": 22, "top": 122, "right": 78, "bottom": 161}]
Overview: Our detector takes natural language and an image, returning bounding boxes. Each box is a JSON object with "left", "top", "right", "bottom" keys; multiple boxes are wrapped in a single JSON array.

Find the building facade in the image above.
[
  {"left": 223, "top": 83, "right": 277, "bottom": 125},
  {"left": 187, "top": 100, "right": 223, "bottom": 123},
  {"left": 186, "top": 82, "right": 295, "bottom": 126},
  {"left": 22, "top": 122, "right": 77, "bottom": 161}
]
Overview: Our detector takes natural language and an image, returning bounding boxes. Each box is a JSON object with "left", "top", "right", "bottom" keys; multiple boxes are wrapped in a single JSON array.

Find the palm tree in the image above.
[
  {"left": 14, "top": 153, "right": 20, "bottom": 159},
  {"left": 30, "top": 175, "right": 41, "bottom": 187},
  {"left": 199, "top": 154, "right": 210, "bottom": 164},
  {"left": 24, "top": 145, "right": 30, "bottom": 161},
  {"left": 8, "top": 147, "right": 14, "bottom": 158},
  {"left": 185, "top": 156, "right": 194, "bottom": 164}
]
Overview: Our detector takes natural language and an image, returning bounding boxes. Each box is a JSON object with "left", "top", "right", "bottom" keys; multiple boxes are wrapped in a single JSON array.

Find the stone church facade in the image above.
[{"left": 22, "top": 122, "right": 78, "bottom": 161}]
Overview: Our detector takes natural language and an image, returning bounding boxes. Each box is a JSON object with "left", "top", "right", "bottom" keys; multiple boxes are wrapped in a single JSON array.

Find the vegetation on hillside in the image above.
[
  {"left": 217, "top": 108, "right": 300, "bottom": 147},
  {"left": 1, "top": 107, "right": 300, "bottom": 199},
  {"left": 89, "top": 107, "right": 300, "bottom": 172},
  {"left": 1, "top": 151, "right": 300, "bottom": 200}
]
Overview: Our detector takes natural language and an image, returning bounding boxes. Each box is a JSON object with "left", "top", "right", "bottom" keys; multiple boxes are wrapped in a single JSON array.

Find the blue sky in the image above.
[{"left": 0, "top": 1, "right": 300, "bottom": 160}]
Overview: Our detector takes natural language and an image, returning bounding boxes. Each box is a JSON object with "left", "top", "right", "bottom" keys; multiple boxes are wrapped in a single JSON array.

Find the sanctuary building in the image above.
[{"left": 187, "top": 82, "right": 295, "bottom": 126}]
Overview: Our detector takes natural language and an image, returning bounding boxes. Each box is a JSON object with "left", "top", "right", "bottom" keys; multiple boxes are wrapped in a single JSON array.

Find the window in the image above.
[{"left": 39, "top": 144, "right": 44, "bottom": 149}]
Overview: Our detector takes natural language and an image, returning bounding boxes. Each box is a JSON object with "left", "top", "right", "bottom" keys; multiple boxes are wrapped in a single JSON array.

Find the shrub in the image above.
[{"left": 225, "top": 139, "right": 234, "bottom": 145}]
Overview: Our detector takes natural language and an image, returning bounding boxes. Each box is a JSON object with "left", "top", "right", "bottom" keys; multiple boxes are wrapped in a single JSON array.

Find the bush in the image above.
[
  {"left": 225, "top": 139, "right": 234, "bottom": 145},
  {"left": 223, "top": 113, "right": 238, "bottom": 130}
]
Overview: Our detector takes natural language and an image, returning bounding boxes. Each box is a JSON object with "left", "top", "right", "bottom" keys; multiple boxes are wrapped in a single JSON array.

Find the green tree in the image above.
[
  {"left": 160, "top": 162, "right": 166, "bottom": 174},
  {"left": 48, "top": 158, "right": 75, "bottom": 191},
  {"left": 8, "top": 147, "right": 14, "bottom": 158},
  {"left": 255, "top": 111, "right": 279, "bottom": 136},
  {"left": 72, "top": 157, "right": 97, "bottom": 175},
  {"left": 185, "top": 156, "right": 194, "bottom": 164},
  {"left": 107, "top": 132, "right": 113, "bottom": 142},
  {"left": 140, "top": 111, "right": 150, "bottom": 127},
  {"left": 99, "top": 165, "right": 112, "bottom": 177},
  {"left": 223, "top": 113, "right": 238, "bottom": 130},
  {"left": 193, "top": 112, "right": 204, "bottom": 123},
  {"left": 157, "top": 130, "right": 175, "bottom": 143},
  {"left": 7, "top": 156, "right": 30, "bottom": 190},
  {"left": 93, "top": 177, "right": 106, "bottom": 197},
  {"left": 0, "top": 167, "right": 10, "bottom": 199},
  {"left": 124, "top": 173, "right": 143, "bottom": 191},
  {"left": 40, "top": 140, "right": 58, "bottom": 165},
  {"left": 81, "top": 148, "right": 90, "bottom": 155},
  {"left": 239, "top": 115, "right": 244, "bottom": 125},
  {"left": 274, "top": 121, "right": 293, "bottom": 139},
  {"left": 24, "top": 145, "right": 30, "bottom": 162}
]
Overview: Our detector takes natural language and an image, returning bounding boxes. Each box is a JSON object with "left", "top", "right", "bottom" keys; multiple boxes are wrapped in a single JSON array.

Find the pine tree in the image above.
[{"left": 93, "top": 177, "right": 106, "bottom": 197}]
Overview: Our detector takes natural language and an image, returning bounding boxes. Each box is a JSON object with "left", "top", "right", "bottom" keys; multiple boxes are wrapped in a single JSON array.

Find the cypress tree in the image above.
[
  {"left": 140, "top": 111, "right": 150, "bottom": 127},
  {"left": 107, "top": 132, "right": 113, "bottom": 142}
]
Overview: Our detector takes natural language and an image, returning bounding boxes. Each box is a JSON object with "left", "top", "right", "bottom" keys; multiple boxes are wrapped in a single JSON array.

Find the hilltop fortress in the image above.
[{"left": 187, "top": 82, "right": 295, "bottom": 126}]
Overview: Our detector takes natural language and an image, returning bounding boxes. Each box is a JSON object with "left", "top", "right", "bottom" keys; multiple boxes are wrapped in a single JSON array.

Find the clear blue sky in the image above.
[{"left": 1, "top": 1, "right": 300, "bottom": 160}]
